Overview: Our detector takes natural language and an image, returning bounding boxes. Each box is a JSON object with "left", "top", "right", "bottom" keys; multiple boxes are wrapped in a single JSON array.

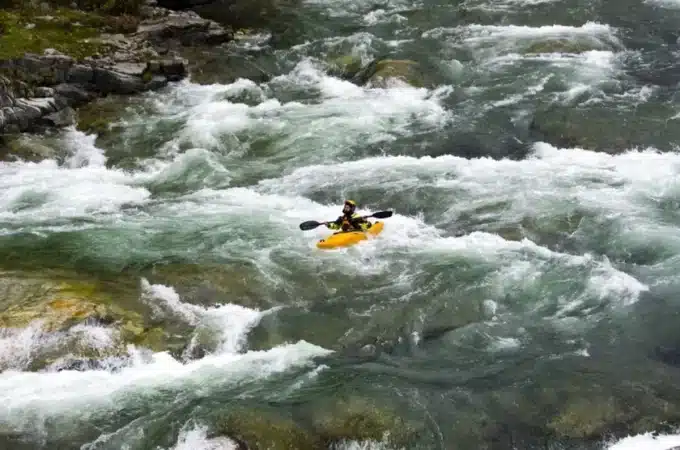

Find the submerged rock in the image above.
[
  {"left": 327, "top": 54, "right": 363, "bottom": 80},
  {"left": 310, "top": 396, "right": 420, "bottom": 448},
  {"left": 528, "top": 102, "right": 680, "bottom": 153},
  {"left": 328, "top": 56, "right": 426, "bottom": 88},
  {"left": 353, "top": 58, "right": 424, "bottom": 88},
  {"left": 0, "top": 270, "right": 182, "bottom": 370},
  {"left": 212, "top": 399, "right": 419, "bottom": 449},
  {"left": 481, "top": 358, "right": 680, "bottom": 448},
  {"left": 73, "top": 93, "right": 134, "bottom": 137},
  {"left": 215, "top": 408, "right": 321, "bottom": 450},
  {"left": 0, "top": 133, "right": 58, "bottom": 162},
  {"left": 143, "top": 262, "right": 275, "bottom": 310},
  {"left": 524, "top": 39, "right": 607, "bottom": 54}
]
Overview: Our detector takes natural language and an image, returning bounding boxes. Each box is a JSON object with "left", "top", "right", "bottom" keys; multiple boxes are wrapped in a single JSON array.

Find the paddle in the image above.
[{"left": 299, "top": 210, "right": 393, "bottom": 231}]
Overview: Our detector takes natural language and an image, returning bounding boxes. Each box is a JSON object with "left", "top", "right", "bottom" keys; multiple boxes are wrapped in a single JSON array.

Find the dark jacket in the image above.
[{"left": 327, "top": 213, "right": 372, "bottom": 232}]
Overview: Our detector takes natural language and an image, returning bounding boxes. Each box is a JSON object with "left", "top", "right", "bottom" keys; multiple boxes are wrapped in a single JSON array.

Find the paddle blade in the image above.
[
  {"left": 299, "top": 220, "right": 323, "bottom": 231},
  {"left": 370, "top": 210, "right": 393, "bottom": 219}
]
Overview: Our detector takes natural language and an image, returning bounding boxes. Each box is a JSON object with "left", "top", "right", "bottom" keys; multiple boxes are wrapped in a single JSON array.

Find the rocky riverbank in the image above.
[{"left": 0, "top": 2, "right": 232, "bottom": 135}]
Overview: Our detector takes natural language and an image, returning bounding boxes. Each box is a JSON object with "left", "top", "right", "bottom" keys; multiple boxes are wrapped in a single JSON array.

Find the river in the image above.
[{"left": 2, "top": 0, "right": 680, "bottom": 448}]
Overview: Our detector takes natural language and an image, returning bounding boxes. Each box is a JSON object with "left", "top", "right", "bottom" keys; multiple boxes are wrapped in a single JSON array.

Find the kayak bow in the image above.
[{"left": 316, "top": 221, "right": 385, "bottom": 249}]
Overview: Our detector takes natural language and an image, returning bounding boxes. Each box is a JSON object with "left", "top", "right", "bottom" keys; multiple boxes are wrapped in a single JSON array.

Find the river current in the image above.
[{"left": 2, "top": 0, "right": 680, "bottom": 448}]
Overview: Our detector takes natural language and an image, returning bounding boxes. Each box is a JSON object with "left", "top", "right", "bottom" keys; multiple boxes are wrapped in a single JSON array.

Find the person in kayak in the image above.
[{"left": 326, "top": 200, "right": 373, "bottom": 232}]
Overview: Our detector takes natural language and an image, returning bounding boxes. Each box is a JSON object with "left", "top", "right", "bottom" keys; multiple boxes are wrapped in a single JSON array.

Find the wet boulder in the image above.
[
  {"left": 0, "top": 270, "right": 183, "bottom": 370},
  {"left": 214, "top": 407, "right": 321, "bottom": 450},
  {"left": 523, "top": 39, "right": 611, "bottom": 55},
  {"left": 309, "top": 396, "right": 421, "bottom": 448},
  {"left": 528, "top": 102, "right": 680, "bottom": 153},
  {"left": 352, "top": 58, "right": 424, "bottom": 88}
]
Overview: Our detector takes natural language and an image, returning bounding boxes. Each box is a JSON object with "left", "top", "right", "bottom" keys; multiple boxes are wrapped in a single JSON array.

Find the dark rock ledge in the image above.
[{"left": 0, "top": 6, "right": 232, "bottom": 134}]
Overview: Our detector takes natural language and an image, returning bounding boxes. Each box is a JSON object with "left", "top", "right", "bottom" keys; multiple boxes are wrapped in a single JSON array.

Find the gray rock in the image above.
[
  {"left": 135, "top": 9, "right": 232, "bottom": 47},
  {"left": 144, "top": 75, "right": 169, "bottom": 90},
  {"left": 34, "top": 87, "right": 54, "bottom": 98},
  {"left": 0, "top": 3, "right": 210, "bottom": 135},
  {"left": 42, "top": 107, "right": 76, "bottom": 127},
  {"left": 111, "top": 62, "right": 148, "bottom": 77},
  {"left": 67, "top": 64, "right": 95, "bottom": 85},
  {"left": 53, "top": 83, "right": 95, "bottom": 107},
  {"left": 93, "top": 67, "right": 146, "bottom": 95}
]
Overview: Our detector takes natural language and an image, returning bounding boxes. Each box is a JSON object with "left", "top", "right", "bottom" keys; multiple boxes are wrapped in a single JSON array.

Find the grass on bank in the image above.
[{"left": 0, "top": 0, "right": 143, "bottom": 60}]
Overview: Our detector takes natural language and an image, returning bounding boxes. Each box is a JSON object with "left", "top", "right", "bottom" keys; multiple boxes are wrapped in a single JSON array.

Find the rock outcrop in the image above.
[
  {"left": 0, "top": 53, "right": 186, "bottom": 133},
  {"left": 0, "top": 5, "right": 232, "bottom": 134},
  {"left": 154, "top": 0, "right": 300, "bottom": 31},
  {"left": 328, "top": 56, "right": 426, "bottom": 88}
]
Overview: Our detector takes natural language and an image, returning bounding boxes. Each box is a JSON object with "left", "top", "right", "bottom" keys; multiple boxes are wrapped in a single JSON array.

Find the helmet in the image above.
[{"left": 343, "top": 199, "right": 356, "bottom": 214}]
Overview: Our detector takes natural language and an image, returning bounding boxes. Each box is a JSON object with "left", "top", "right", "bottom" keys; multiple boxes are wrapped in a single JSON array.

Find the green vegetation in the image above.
[
  {"left": 0, "top": 2, "right": 142, "bottom": 60},
  {"left": 2, "top": 0, "right": 144, "bottom": 16}
]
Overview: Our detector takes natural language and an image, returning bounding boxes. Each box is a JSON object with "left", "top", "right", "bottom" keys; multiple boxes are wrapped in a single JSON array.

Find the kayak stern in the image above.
[{"left": 316, "top": 221, "right": 385, "bottom": 249}]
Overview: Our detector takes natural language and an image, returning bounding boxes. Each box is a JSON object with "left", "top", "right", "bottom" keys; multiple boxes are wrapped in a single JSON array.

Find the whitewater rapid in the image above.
[{"left": 3, "top": 0, "right": 680, "bottom": 445}]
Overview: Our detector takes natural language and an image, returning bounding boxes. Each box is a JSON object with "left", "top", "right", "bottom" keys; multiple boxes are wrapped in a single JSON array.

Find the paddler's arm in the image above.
[
  {"left": 351, "top": 215, "right": 371, "bottom": 230},
  {"left": 326, "top": 217, "right": 342, "bottom": 230}
]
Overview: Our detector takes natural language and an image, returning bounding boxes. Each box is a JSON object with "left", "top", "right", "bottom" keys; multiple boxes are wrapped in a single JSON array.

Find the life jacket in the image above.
[{"left": 340, "top": 213, "right": 363, "bottom": 231}]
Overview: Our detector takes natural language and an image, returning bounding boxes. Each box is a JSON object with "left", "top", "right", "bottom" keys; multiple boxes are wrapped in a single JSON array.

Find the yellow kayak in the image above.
[{"left": 317, "top": 221, "right": 385, "bottom": 250}]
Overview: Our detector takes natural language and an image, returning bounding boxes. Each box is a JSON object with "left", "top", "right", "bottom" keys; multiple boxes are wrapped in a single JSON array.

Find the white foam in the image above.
[
  {"left": 332, "top": 440, "right": 393, "bottom": 450},
  {"left": 148, "top": 59, "right": 452, "bottom": 168},
  {"left": 252, "top": 142, "right": 679, "bottom": 310},
  {"left": 140, "top": 279, "right": 267, "bottom": 354},
  {"left": 422, "top": 22, "right": 622, "bottom": 99},
  {"left": 259, "top": 142, "right": 680, "bottom": 232},
  {"left": 645, "top": 0, "right": 680, "bottom": 7},
  {"left": 303, "top": 0, "right": 418, "bottom": 22},
  {"left": 0, "top": 322, "right": 50, "bottom": 371},
  {"left": 607, "top": 432, "right": 680, "bottom": 450},
  {"left": 0, "top": 340, "right": 332, "bottom": 433},
  {"left": 0, "top": 321, "right": 119, "bottom": 372},
  {"left": 586, "top": 258, "right": 650, "bottom": 306},
  {"left": 461, "top": 0, "right": 564, "bottom": 12},
  {"left": 424, "top": 22, "right": 619, "bottom": 51},
  {"left": 171, "top": 424, "right": 239, "bottom": 450},
  {"left": 0, "top": 130, "right": 152, "bottom": 226}
]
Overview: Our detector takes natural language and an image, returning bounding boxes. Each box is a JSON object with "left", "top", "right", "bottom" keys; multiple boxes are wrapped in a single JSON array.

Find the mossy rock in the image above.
[
  {"left": 215, "top": 408, "right": 321, "bottom": 450},
  {"left": 0, "top": 274, "right": 109, "bottom": 331},
  {"left": 311, "top": 396, "right": 420, "bottom": 447},
  {"left": 74, "top": 94, "right": 132, "bottom": 137},
  {"left": 0, "top": 9, "right": 106, "bottom": 60},
  {"left": 352, "top": 58, "right": 424, "bottom": 88},
  {"left": 144, "top": 262, "right": 274, "bottom": 310},
  {"left": 524, "top": 39, "right": 600, "bottom": 54},
  {"left": 547, "top": 396, "right": 631, "bottom": 439},
  {"left": 0, "top": 134, "right": 57, "bottom": 162},
  {"left": 0, "top": 270, "right": 178, "bottom": 355},
  {"left": 327, "top": 54, "right": 363, "bottom": 80},
  {"left": 0, "top": 5, "right": 141, "bottom": 61}
]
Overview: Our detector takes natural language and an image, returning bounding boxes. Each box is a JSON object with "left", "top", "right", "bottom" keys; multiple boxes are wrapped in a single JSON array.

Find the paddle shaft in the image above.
[{"left": 299, "top": 210, "right": 393, "bottom": 230}]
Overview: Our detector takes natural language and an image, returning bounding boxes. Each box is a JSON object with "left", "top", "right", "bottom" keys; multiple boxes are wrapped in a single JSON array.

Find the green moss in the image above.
[
  {"left": 215, "top": 408, "right": 321, "bottom": 450},
  {"left": 0, "top": 134, "right": 57, "bottom": 162},
  {"left": 75, "top": 95, "right": 131, "bottom": 136},
  {"left": 0, "top": 4, "right": 144, "bottom": 61},
  {"left": 525, "top": 39, "right": 597, "bottom": 54},
  {"left": 311, "top": 397, "right": 420, "bottom": 447},
  {"left": 141, "top": 68, "right": 153, "bottom": 83},
  {"left": 0, "top": 9, "right": 106, "bottom": 60}
]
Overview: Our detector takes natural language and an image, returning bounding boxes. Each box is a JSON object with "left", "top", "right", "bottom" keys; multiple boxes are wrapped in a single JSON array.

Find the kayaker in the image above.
[{"left": 325, "top": 200, "right": 373, "bottom": 232}]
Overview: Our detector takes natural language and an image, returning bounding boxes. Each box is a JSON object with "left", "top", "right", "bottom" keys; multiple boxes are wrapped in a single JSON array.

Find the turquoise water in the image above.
[{"left": 3, "top": 0, "right": 680, "bottom": 448}]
